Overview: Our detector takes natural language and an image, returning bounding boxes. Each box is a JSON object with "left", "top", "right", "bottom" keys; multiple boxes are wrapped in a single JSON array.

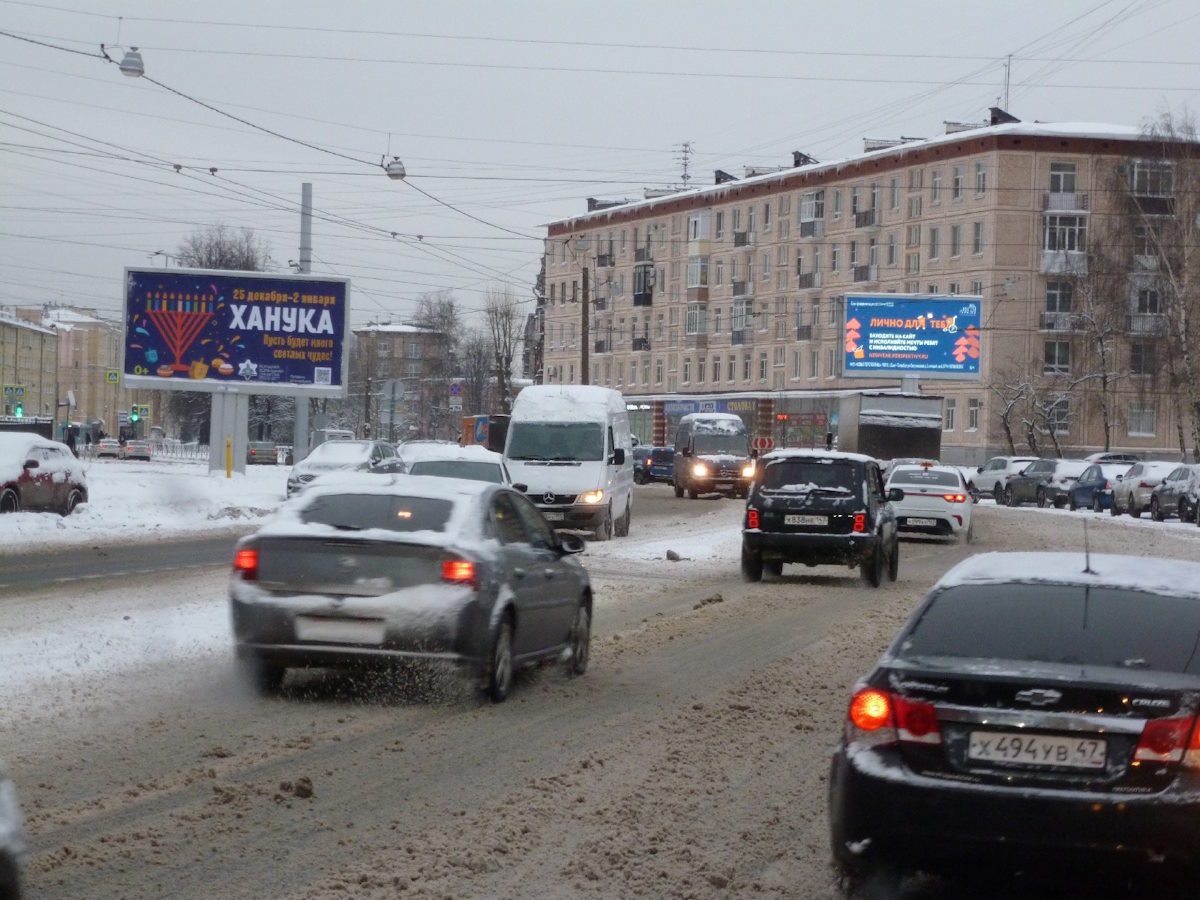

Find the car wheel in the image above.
[
  {"left": 992, "top": 482, "right": 1004, "bottom": 502},
  {"left": 687, "top": 488, "right": 698, "bottom": 499},
  {"left": 1128, "top": 501, "right": 1141, "bottom": 519},
  {"left": 1180, "top": 497, "right": 1191, "bottom": 523},
  {"left": 1005, "top": 487, "right": 1020, "bottom": 507},
  {"left": 673, "top": 480, "right": 683, "bottom": 499},
  {"left": 1036, "top": 487, "right": 1047, "bottom": 508},
  {"left": 0, "top": 487, "right": 19, "bottom": 514},
  {"left": 888, "top": 537, "right": 900, "bottom": 579},
  {"left": 1110, "top": 495, "right": 1121, "bottom": 516},
  {"left": 1069, "top": 493, "right": 1078, "bottom": 511},
  {"left": 487, "top": 616, "right": 514, "bottom": 702},
  {"left": 565, "top": 603, "right": 590, "bottom": 677},
  {"left": 593, "top": 506, "right": 613, "bottom": 542},
  {"left": 765, "top": 560, "right": 783, "bottom": 578},
  {"left": 1150, "top": 497, "right": 1163, "bottom": 521},
  {"left": 861, "top": 543, "right": 883, "bottom": 588},
  {"left": 740, "top": 542, "right": 763, "bottom": 582},
  {"left": 60, "top": 488, "right": 83, "bottom": 516},
  {"left": 614, "top": 501, "right": 631, "bottom": 538},
  {"left": 238, "top": 656, "right": 285, "bottom": 695}
]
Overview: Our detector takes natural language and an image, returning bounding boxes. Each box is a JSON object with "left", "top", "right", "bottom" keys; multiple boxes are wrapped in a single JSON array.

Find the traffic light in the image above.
[
  {"left": 130, "top": 406, "right": 140, "bottom": 424},
  {"left": 12, "top": 404, "right": 21, "bottom": 418}
]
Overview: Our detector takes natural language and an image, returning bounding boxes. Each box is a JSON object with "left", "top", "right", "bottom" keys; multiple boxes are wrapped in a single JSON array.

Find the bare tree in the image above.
[
  {"left": 176, "top": 223, "right": 270, "bottom": 271},
  {"left": 988, "top": 361, "right": 1034, "bottom": 455},
  {"left": 459, "top": 329, "right": 492, "bottom": 417},
  {"left": 484, "top": 285, "right": 521, "bottom": 413},
  {"left": 411, "top": 292, "right": 461, "bottom": 440}
]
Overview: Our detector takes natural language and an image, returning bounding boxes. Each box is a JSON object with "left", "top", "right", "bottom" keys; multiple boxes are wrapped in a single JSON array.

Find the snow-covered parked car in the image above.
[{"left": 0, "top": 431, "right": 88, "bottom": 515}]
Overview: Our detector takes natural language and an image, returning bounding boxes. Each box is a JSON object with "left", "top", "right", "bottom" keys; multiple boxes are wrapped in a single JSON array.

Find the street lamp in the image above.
[
  {"left": 101, "top": 43, "right": 145, "bottom": 77},
  {"left": 384, "top": 157, "right": 406, "bottom": 180}
]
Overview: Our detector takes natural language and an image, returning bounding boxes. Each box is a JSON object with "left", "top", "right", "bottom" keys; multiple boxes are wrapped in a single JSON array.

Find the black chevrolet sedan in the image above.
[
  {"left": 741, "top": 450, "right": 902, "bottom": 586},
  {"left": 230, "top": 473, "right": 591, "bottom": 701},
  {"left": 830, "top": 551, "right": 1200, "bottom": 895}
]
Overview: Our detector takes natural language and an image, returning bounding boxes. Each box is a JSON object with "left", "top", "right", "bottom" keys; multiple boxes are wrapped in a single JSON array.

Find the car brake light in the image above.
[
  {"left": 852, "top": 513, "right": 866, "bottom": 532},
  {"left": 847, "top": 688, "right": 942, "bottom": 748},
  {"left": 894, "top": 695, "right": 942, "bottom": 744},
  {"left": 233, "top": 548, "right": 258, "bottom": 580},
  {"left": 1138, "top": 480, "right": 1156, "bottom": 489},
  {"left": 1135, "top": 715, "right": 1196, "bottom": 765},
  {"left": 850, "top": 689, "right": 892, "bottom": 731},
  {"left": 746, "top": 508, "right": 759, "bottom": 529},
  {"left": 940, "top": 493, "right": 967, "bottom": 503},
  {"left": 441, "top": 558, "right": 476, "bottom": 587}
]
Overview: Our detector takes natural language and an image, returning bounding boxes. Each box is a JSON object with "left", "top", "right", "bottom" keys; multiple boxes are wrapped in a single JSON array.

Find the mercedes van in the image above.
[
  {"left": 503, "top": 385, "right": 634, "bottom": 540},
  {"left": 673, "top": 412, "right": 755, "bottom": 499}
]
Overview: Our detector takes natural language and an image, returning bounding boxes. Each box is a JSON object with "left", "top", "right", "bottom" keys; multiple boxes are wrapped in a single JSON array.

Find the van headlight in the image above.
[
  {"left": 741, "top": 463, "right": 756, "bottom": 478},
  {"left": 692, "top": 462, "right": 709, "bottom": 477},
  {"left": 579, "top": 489, "right": 605, "bottom": 504}
]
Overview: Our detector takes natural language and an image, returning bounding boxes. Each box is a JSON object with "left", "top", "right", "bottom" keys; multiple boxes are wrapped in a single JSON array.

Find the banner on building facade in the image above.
[
  {"left": 843, "top": 295, "right": 982, "bottom": 380},
  {"left": 121, "top": 268, "right": 350, "bottom": 397}
]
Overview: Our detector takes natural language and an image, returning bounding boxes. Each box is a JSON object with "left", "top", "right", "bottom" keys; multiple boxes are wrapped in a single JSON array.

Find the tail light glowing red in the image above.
[
  {"left": 940, "top": 493, "right": 967, "bottom": 503},
  {"left": 852, "top": 513, "right": 866, "bottom": 532},
  {"left": 1135, "top": 715, "right": 1199, "bottom": 766},
  {"left": 847, "top": 688, "right": 942, "bottom": 748},
  {"left": 849, "top": 689, "right": 892, "bottom": 731},
  {"left": 441, "top": 558, "right": 477, "bottom": 587},
  {"left": 747, "top": 509, "right": 760, "bottom": 529},
  {"left": 233, "top": 548, "right": 258, "bottom": 580}
]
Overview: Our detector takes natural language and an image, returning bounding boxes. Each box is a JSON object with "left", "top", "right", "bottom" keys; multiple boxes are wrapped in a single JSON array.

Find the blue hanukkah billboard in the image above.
[{"left": 121, "top": 268, "right": 350, "bottom": 397}]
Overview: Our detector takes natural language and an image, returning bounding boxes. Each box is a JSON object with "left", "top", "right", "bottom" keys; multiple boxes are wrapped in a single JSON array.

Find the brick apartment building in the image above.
[{"left": 539, "top": 111, "right": 1199, "bottom": 464}]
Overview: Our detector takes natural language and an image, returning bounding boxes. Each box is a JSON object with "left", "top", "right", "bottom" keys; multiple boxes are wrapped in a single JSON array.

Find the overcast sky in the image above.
[{"left": 2, "top": 0, "right": 1196, "bottom": 331}]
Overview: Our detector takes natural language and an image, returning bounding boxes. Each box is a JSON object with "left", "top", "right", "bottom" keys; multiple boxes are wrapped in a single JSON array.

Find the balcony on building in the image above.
[
  {"left": 799, "top": 218, "right": 824, "bottom": 239},
  {"left": 633, "top": 260, "right": 654, "bottom": 307},
  {"left": 1127, "top": 313, "right": 1166, "bottom": 335},
  {"left": 1042, "top": 191, "right": 1089, "bottom": 211},
  {"left": 632, "top": 289, "right": 653, "bottom": 307},
  {"left": 854, "top": 208, "right": 879, "bottom": 229},
  {"left": 1041, "top": 250, "right": 1088, "bottom": 276},
  {"left": 1131, "top": 194, "right": 1174, "bottom": 216},
  {"left": 852, "top": 264, "right": 879, "bottom": 283},
  {"left": 733, "top": 230, "right": 755, "bottom": 248},
  {"left": 795, "top": 324, "right": 813, "bottom": 341},
  {"left": 632, "top": 336, "right": 651, "bottom": 352},
  {"left": 685, "top": 331, "right": 708, "bottom": 350},
  {"left": 1040, "top": 311, "right": 1085, "bottom": 331},
  {"left": 596, "top": 251, "right": 615, "bottom": 268},
  {"left": 731, "top": 328, "right": 752, "bottom": 346},
  {"left": 795, "top": 270, "right": 822, "bottom": 290},
  {"left": 594, "top": 338, "right": 610, "bottom": 354},
  {"left": 731, "top": 279, "right": 753, "bottom": 298},
  {"left": 634, "top": 246, "right": 653, "bottom": 263}
]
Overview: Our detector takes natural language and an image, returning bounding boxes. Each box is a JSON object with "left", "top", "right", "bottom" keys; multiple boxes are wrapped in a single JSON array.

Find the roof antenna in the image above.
[{"left": 1082, "top": 518, "right": 1095, "bottom": 574}]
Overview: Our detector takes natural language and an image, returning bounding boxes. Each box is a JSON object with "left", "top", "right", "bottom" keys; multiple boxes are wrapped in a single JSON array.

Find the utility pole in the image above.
[{"left": 581, "top": 266, "right": 590, "bottom": 385}]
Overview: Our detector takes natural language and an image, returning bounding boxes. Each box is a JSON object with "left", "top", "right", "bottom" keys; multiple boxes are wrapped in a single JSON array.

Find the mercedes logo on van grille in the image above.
[
  {"left": 543, "top": 491, "right": 557, "bottom": 504},
  {"left": 1014, "top": 688, "right": 1062, "bottom": 707}
]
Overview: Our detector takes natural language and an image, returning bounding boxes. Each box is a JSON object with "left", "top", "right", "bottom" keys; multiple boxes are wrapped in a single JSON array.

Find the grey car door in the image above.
[
  {"left": 488, "top": 492, "right": 554, "bottom": 657},
  {"left": 511, "top": 491, "right": 578, "bottom": 646}
]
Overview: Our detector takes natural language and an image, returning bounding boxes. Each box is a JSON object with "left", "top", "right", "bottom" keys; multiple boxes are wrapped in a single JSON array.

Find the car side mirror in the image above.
[
  {"left": 610, "top": 448, "right": 625, "bottom": 465},
  {"left": 682, "top": 446, "right": 693, "bottom": 458},
  {"left": 887, "top": 487, "right": 904, "bottom": 502},
  {"left": 557, "top": 531, "right": 586, "bottom": 554},
  {"left": 23, "top": 458, "right": 39, "bottom": 470},
  {"left": 751, "top": 448, "right": 759, "bottom": 459},
  {"left": 513, "top": 482, "right": 528, "bottom": 493},
  {"left": 976, "top": 466, "right": 983, "bottom": 473}
]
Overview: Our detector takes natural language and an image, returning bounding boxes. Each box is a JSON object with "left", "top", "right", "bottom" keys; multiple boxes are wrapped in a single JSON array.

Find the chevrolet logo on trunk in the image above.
[{"left": 1014, "top": 688, "right": 1062, "bottom": 707}]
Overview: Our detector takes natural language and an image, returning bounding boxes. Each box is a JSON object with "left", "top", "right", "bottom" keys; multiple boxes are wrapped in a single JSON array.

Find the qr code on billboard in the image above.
[{"left": 313, "top": 367, "right": 332, "bottom": 385}]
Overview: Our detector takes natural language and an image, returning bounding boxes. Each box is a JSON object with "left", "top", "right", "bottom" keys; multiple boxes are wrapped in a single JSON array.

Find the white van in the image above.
[{"left": 503, "top": 385, "right": 634, "bottom": 541}]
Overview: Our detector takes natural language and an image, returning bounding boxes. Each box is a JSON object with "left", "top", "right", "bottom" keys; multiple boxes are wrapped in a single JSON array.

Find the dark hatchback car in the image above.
[
  {"left": 0, "top": 431, "right": 88, "bottom": 515},
  {"left": 830, "top": 552, "right": 1200, "bottom": 896},
  {"left": 1067, "top": 462, "right": 1132, "bottom": 511},
  {"left": 230, "top": 473, "right": 591, "bottom": 702},
  {"left": 632, "top": 446, "right": 674, "bottom": 485},
  {"left": 741, "top": 450, "right": 901, "bottom": 586},
  {"left": 1149, "top": 464, "right": 1200, "bottom": 522}
]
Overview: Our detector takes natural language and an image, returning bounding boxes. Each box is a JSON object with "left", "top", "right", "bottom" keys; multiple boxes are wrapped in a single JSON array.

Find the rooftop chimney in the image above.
[
  {"left": 792, "top": 151, "right": 818, "bottom": 167},
  {"left": 989, "top": 107, "right": 1020, "bottom": 126},
  {"left": 714, "top": 169, "right": 737, "bottom": 185}
]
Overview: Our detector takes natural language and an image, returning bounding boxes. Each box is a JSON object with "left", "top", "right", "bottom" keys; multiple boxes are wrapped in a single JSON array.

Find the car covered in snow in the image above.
[
  {"left": 884, "top": 462, "right": 973, "bottom": 542},
  {"left": 0, "top": 431, "right": 88, "bottom": 515},
  {"left": 285, "top": 439, "right": 404, "bottom": 497},
  {"left": 230, "top": 473, "right": 592, "bottom": 702},
  {"left": 405, "top": 445, "right": 517, "bottom": 486},
  {"left": 830, "top": 551, "right": 1200, "bottom": 894},
  {"left": 741, "top": 449, "right": 902, "bottom": 586},
  {"left": 1110, "top": 460, "right": 1179, "bottom": 518}
]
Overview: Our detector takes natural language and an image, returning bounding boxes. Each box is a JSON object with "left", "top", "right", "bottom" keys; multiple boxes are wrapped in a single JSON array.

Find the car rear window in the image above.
[
  {"left": 760, "top": 460, "right": 857, "bottom": 492},
  {"left": 301, "top": 493, "right": 454, "bottom": 533},
  {"left": 889, "top": 467, "right": 960, "bottom": 487},
  {"left": 650, "top": 449, "right": 672, "bottom": 462},
  {"left": 901, "top": 584, "right": 1200, "bottom": 674},
  {"left": 408, "top": 460, "right": 503, "bottom": 483}
]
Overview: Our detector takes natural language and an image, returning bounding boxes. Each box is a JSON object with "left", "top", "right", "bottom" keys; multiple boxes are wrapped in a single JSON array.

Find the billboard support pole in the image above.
[
  {"left": 292, "top": 182, "right": 314, "bottom": 463},
  {"left": 208, "top": 392, "right": 249, "bottom": 474}
]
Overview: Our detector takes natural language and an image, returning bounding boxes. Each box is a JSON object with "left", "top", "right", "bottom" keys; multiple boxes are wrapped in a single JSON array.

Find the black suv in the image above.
[{"left": 741, "top": 450, "right": 902, "bottom": 586}]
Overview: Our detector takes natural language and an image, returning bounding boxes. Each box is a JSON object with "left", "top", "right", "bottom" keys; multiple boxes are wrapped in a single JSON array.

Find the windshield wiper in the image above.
[{"left": 330, "top": 523, "right": 363, "bottom": 531}]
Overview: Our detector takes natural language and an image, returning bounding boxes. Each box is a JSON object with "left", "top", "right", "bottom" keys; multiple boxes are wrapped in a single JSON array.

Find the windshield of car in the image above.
[
  {"left": 506, "top": 422, "right": 604, "bottom": 461},
  {"left": 300, "top": 493, "right": 453, "bottom": 532},
  {"left": 408, "top": 460, "right": 504, "bottom": 483},
  {"left": 760, "top": 460, "right": 857, "bottom": 493},
  {"left": 309, "top": 441, "right": 370, "bottom": 463},
  {"left": 901, "top": 584, "right": 1200, "bottom": 674},
  {"left": 691, "top": 433, "right": 750, "bottom": 456},
  {"left": 888, "top": 467, "right": 960, "bottom": 488}
]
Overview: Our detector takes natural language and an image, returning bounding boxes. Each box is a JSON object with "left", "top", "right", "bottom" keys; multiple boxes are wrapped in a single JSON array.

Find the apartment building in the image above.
[
  {"left": 541, "top": 113, "right": 1199, "bottom": 463},
  {"left": 0, "top": 310, "right": 57, "bottom": 418},
  {"left": 350, "top": 322, "right": 447, "bottom": 441}
]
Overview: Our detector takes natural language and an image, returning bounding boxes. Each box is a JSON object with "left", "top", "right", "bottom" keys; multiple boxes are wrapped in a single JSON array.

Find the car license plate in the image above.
[
  {"left": 295, "top": 616, "right": 385, "bottom": 645},
  {"left": 968, "top": 731, "right": 1106, "bottom": 769},
  {"left": 784, "top": 514, "right": 827, "bottom": 526},
  {"left": 906, "top": 517, "right": 937, "bottom": 527},
  {"left": 716, "top": 482, "right": 733, "bottom": 490},
  {"left": 542, "top": 511, "right": 565, "bottom": 521}
]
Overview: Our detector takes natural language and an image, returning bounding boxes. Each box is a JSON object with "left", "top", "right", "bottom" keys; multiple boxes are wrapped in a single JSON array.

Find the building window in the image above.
[
  {"left": 697, "top": 357, "right": 706, "bottom": 383},
  {"left": 655, "top": 359, "right": 663, "bottom": 384},
  {"left": 887, "top": 233, "right": 898, "bottom": 266},
  {"left": 931, "top": 170, "right": 943, "bottom": 203},
  {"left": 831, "top": 245, "right": 841, "bottom": 271},
  {"left": 975, "top": 162, "right": 987, "bottom": 194},
  {"left": 759, "top": 301, "right": 769, "bottom": 332},
  {"left": 928, "top": 228, "right": 940, "bottom": 260},
  {"left": 909, "top": 168, "right": 924, "bottom": 191},
  {"left": 1043, "top": 215, "right": 1086, "bottom": 252},
  {"left": 832, "top": 191, "right": 842, "bottom": 220},
  {"left": 714, "top": 259, "right": 723, "bottom": 286},
  {"left": 685, "top": 303, "right": 707, "bottom": 334},
  {"left": 906, "top": 224, "right": 921, "bottom": 248},
  {"left": 1047, "top": 398, "right": 1070, "bottom": 432},
  {"left": 1047, "top": 281, "right": 1074, "bottom": 313},
  {"left": 732, "top": 299, "right": 752, "bottom": 331},
  {"left": 727, "top": 355, "right": 735, "bottom": 382},
  {"left": 686, "top": 256, "right": 709, "bottom": 288},
  {"left": 950, "top": 224, "right": 961, "bottom": 258},
  {"left": 742, "top": 354, "right": 751, "bottom": 381},
  {"left": 890, "top": 178, "right": 900, "bottom": 209},
  {"left": 715, "top": 211, "right": 724, "bottom": 239},
  {"left": 1049, "top": 162, "right": 1077, "bottom": 194},
  {"left": 682, "top": 358, "right": 691, "bottom": 384},
  {"left": 713, "top": 308, "right": 722, "bottom": 334},
  {"left": 1128, "top": 401, "right": 1155, "bottom": 436},
  {"left": 792, "top": 350, "right": 803, "bottom": 379},
  {"left": 967, "top": 398, "right": 980, "bottom": 431},
  {"left": 829, "top": 296, "right": 840, "bottom": 326},
  {"left": 972, "top": 222, "right": 985, "bottom": 254},
  {"left": 800, "top": 190, "right": 824, "bottom": 221},
  {"left": 943, "top": 398, "right": 957, "bottom": 431},
  {"left": 826, "top": 347, "right": 839, "bottom": 378},
  {"left": 1135, "top": 288, "right": 1162, "bottom": 315},
  {"left": 949, "top": 282, "right": 960, "bottom": 295},
  {"left": 809, "top": 350, "right": 819, "bottom": 378},
  {"left": 763, "top": 202, "right": 771, "bottom": 230},
  {"left": 642, "top": 360, "right": 650, "bottom": 384},
  {"left": 1044, "top": 340, "right": 1070, "bottom": 375},
  {"left": 971, "top": 280, "right": 983, "bottom": 295},
  {"left": 761, "top": 251, "right": 770, "bottom": 281},
  {"left": 952, "top": 166, "right": 963, "bottom": 200},
  {"left": 758, "top": 352, "right": 768, "bottom": 381},
  {"left": 1131, "top": 341, "right": 1155, "bottom": 376},
  {"left": 1129, "top": 160, "right": 1173, "bottom": 197}
]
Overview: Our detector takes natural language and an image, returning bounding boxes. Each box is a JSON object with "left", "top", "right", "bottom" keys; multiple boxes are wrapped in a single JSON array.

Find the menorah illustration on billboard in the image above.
[{"left": 145, "top": 293, "right": 214, "bottom": 373}]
